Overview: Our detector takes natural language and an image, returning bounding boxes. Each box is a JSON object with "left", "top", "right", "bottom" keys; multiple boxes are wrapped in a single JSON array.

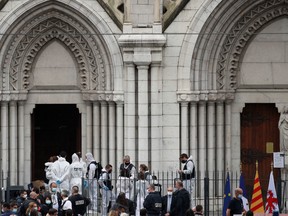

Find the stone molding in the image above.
[
  {"left": 3, "top": 10, "right": 107, "bottom": 92},
  {"left": 217, "top": 0, "right": 288, "bottom": 90},
  {"left": 177, "top": 90, "right": 235, "bottom": 103},
  {"left": 82, "top": 91, "right": 124, "bottom": 102}
]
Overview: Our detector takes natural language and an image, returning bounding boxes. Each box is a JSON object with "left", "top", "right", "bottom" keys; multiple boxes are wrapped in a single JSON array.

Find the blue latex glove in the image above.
[
  {"left": 83, "top": 180, "right": 88, "bottom": 188},
  {"left": 103, "top": 185, "right": 109, "bottom": 191},
  {"left": 56, "top": 180, "right": 61, "bottom": 185}
]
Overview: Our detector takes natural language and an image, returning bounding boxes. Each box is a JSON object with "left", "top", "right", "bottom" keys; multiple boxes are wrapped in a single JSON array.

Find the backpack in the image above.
[{"left": 86, "top": 161, "right": 103, "bottom": 179}]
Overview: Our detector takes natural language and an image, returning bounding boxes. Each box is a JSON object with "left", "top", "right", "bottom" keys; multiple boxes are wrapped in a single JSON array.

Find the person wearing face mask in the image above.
[
  {"left": 69, "top": 153, "right": 83, "bottom": 194},
  {"left": 143, "top": 184, "right": 162, "bottom": 216},
  {"left": 85, "top": 152, "right": 102, "bottom": 212},
  {"left": 178, "top": 153, "right": 195, "bottom": 207},
  {"left": 40, "top": 194, "right": 53, "bottom": 216},
  {"left": 49, "top": 182, "right": 62, "bottom": 213},
  {"left": 16, "top": 190, "right": 28, "bottom": 207},
  {"left": 98, "top": 164, "right": 113, "bottom": 216},
  {"left": 19, "top": 192, "right": 41, "bottom": 216},
  {"left": 161, "top": 186, "right": 174, "bottom": 216},
  {"left": 226, "top": 188, "right": 245, "bottom": 216},
  {"left": 119, "top": 155, "right": 137, "bottom": 201}
]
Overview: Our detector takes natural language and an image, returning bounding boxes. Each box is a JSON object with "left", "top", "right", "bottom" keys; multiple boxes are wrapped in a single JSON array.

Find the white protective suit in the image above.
[
  {"left": 51, "top": 156, "right": 70, "bottom": 191},
  {"left": 69, "top": 153, "right": 83, "bottom": 193},
  {"left": 182, "top": 155, "right": 195, "bottom": 207},
  {"left": 86, "top": 152, "right": 98, "bottom": 212},
  {"left": 116, "top": 176, "right": 133, "bottom": 200},
  {"left": 135, "top": 179, "right": 149, "bottom": 216},
  {"left": 45, "top": 161, "right": 56, "bottom": 186}
]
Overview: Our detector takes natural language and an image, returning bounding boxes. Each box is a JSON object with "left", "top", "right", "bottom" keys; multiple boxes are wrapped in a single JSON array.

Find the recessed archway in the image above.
[{"left": 31, "top": 104, "right": 81, "bottom": 181}]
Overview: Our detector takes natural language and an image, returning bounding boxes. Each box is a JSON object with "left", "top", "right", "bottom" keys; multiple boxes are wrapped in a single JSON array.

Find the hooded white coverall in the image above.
[
  {"left": 85, "top": 152, "right": 98, "bottom": 212},
  {"left": 51, "top": 156, "right": 70, "bottom": 191},
  {"left": 69, "top": 153, "right": 83, "bottom": 193}
]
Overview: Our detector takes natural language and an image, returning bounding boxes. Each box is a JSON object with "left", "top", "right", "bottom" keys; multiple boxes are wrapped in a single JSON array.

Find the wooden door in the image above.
[{"left": 241, "top": 103, "right": 280, "bottom": 202}]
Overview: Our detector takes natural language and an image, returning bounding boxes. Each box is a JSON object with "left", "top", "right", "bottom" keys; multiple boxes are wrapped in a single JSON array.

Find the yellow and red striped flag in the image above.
[{"left": 250, "top": 162, "right": 264, "bottom": 213}]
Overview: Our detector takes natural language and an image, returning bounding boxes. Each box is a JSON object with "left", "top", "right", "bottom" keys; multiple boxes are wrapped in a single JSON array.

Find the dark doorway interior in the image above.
[{"left": 32, "top": 104, "right": 81, "bottom": 181}]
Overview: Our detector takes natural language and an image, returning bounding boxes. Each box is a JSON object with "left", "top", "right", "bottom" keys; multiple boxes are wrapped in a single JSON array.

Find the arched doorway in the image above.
[
  {"left": 241, "top": 103, "right": 280, "bottom": 202},
  {"left": 31, "top": 104, "right": 81, "bottom": 181}
]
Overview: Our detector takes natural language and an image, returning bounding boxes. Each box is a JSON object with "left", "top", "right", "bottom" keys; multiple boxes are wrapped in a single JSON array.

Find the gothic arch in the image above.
[
  {"left": 179, "top": 0, "right": 288, "bottom": 94},
  {"left": 0, "top": 0, "right": 123, "bottom": 94}
]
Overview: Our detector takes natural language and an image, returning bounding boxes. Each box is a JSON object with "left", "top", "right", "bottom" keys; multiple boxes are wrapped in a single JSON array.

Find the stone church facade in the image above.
[{"left": 0, "top": 0, "right": 287, "bottom": 198}]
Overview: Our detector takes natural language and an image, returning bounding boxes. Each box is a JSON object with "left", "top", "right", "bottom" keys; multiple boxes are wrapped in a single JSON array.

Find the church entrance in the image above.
[
  {"left": 31, "top": 104, "right": 81, "bottom": 181},
  {"left": 241, "top": 103, "right": 280, "bottom": 202}
]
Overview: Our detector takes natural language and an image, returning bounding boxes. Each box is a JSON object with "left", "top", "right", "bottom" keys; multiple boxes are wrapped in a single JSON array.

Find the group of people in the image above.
[
  {"left": 1, "top": 184, "right": 90, "bottom": 216},
  {"left": 1, "top": 151, "right": 197, "bottom": 216}
]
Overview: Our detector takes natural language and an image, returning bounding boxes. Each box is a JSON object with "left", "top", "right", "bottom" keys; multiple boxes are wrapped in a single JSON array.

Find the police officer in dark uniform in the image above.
[
  {"left": 143, "top": 184, "right": 162, "bottom": 216},
  {"left": 69, "top": 186, "right": 90, "bottom": 216}
]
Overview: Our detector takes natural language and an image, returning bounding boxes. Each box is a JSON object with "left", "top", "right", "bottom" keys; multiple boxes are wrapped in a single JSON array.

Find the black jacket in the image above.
[
  {"left": 161, "top": 195, "right": 173, "bottom": 216},
  {"left": 69, "top": 194, "right": 90, "bottom": 216},
  {"left": 170, "top": 188, "right": 190, "bottom": 216},
  {"left": 143, "top": 191, "right": 162, "bottom": 216}
]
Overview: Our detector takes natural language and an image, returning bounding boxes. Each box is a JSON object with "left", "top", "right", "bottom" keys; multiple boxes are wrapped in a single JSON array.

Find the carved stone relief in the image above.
[
  {"left": 217, "top": 0, "right": 287, "bottom": 90},
  {"left": 3, "top": 10, "right": 107, "bottom": 92}
]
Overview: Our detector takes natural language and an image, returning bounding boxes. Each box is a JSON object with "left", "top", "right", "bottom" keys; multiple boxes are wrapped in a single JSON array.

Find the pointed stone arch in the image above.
[
  {"left": 0, "top": 1, "right": 123, "bottom": 94},
  {"left": 3, "top": 11, "right": 106, "bottom": 91},
  {"left": 178, "top": 0, "right": 288, "bottom": 96}
]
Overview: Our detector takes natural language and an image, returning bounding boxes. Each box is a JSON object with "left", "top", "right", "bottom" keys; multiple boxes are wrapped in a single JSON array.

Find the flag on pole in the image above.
[
  {"left": 222, "top": 172, "right": 231, "bottom": 216},
  {"left": 265, "top": 171, "right": 279, "bottom": 213},
  {"left": 239, "top": 172, "right": 249, "bottom": 211},
  {"left": 250, "top": 162, "right": 264, "bottom": 213}
]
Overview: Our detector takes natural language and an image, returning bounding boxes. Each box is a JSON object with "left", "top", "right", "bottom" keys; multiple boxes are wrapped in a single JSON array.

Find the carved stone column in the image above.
[
  {"left": 216, "top": 102, "right": 224, "bottom": 172},
  {"left": 86, "top": 103, "right": 93, "bottom": 154},
  {"left": 137, "top": 65, "right": 149, "bottom": 164},
  {"left": 18, "top": 101, "right": 25, "bottom": 185},
  {"left": 1, "top": 102, "right": 8, "bottom": 186},
  {"left": 116, "top": 101, "right": 124, "bottom": 168},
  {"left": 198, "top": 101, "right": 207, "bottom": 179},
  {"left": 101, "top": 101, "right": 108, "bottom": 165},
  {"left": 190, "top": 102, "right": 198, "bottom": 164},
  {"left": 9, "top": 101, "right": 17, "bottom": 185},
  {"left": 225, "top": 101, "right": 232, "bottom": 171},
  {"left": 93, "top": 102, "right": 101, "bottom": 161},
  {"left": 124, "top": 63, "right": 136, "bottom": 161},
  {"left": 207, "top": 102, "right": 215, "bottom": 175},
  {"left": 108, "top": 102, "right": 116, "bottom": 169},
  {"left": 181, "top": 102, "right": 189, "bottom": 153}
]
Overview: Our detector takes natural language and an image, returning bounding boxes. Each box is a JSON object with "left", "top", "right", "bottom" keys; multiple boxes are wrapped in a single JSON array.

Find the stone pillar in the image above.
[
  {"left": 81, "top": 106, "right": 87, "bottom": 155},
  {"left": 108, "top": 102, "right": 116, "bottom": 169},
  {"left": 154, "top": 0, "right": 161, "bottom": 23},
  {"left": 150, "top": 63, "right": 162, "bottom": 171},
  {"left": 225, "top": 102, "right": 232, "bottom": 171},
  {"left": 24, "top": 105, "right": 33, "bottom": 186},
  {"left": 93, "top": 102, "right": 101, "bottom": 161},
  {"left": 124, "top": 0, "right": 131, "bottom": 23},
  {"left": 216, "top": 102, "right": 224, "bottom": 172},
  {"left": 207, "top": 102, "right": 215, "bottom": 177},
  {"left": 124, "top": 63, "right": 136, "bottom": 160},
  {"left": 116, "top": 101, "right": 124, "bottom": 169},
  {"left": 9, "top": 101, "right": 17, "bottom": 185},
  {"left": 1, "top": 102, "right": 8, "bottom": 186},
  {"left": 18, "top": 102, "right": 25, "bottom": 185},
  {"left": 101, "top": 101, "right": 108, "bottom": 165},
  {"left": 198, "top": 102, "right": 206, "bottom": 179},
  {"left": 180, "top": 102, "right": 189, "bottom": 153},
  {"left": 86, "top": 103, "right": 92, "bottom": 154},
  {"left": 216, "top": 101, "right": 224, "bottom": 196},
  {"left": 190, "top": 102, "right": 198, "bottom": 164},
  {"left": 137, "top": 65, "right": 149, "bottom": 164}
]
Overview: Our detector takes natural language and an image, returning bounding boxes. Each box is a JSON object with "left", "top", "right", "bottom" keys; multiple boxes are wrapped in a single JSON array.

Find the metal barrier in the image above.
[{"left": 81, "top": 171, "right": 286, "bottom": 216}]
